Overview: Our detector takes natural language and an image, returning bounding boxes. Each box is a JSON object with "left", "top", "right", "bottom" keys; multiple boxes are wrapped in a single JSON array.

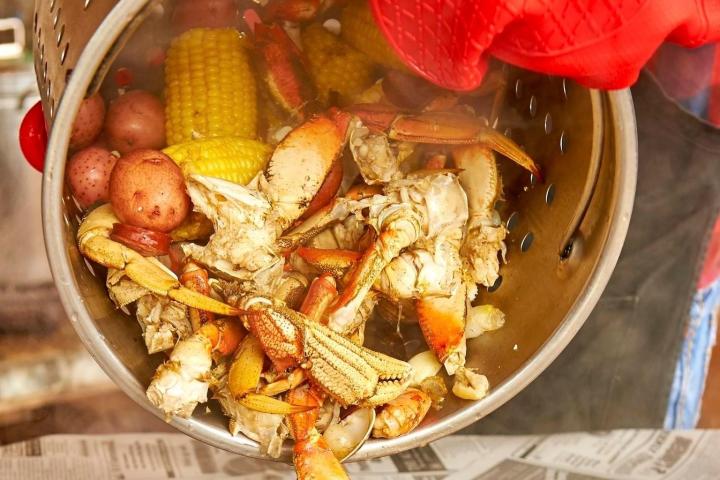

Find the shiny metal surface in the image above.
[{"left": 39, "top": 0, "right": 637, "bottom": 463}]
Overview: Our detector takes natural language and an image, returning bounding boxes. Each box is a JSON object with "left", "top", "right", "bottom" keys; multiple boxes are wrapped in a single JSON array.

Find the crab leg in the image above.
[
  {"left": 299, "top": 274, "right": 338, "bottom": 324},
  {"left": 327, "top": 207, "right": 422, "bottom": 332},
  {"left": 78, "top": 204, "right": 238, "bottom": 316},
  {"left": 180, "top": 262, "right": 215, "bottom": 331},
  {"left": 350, "top": 105, "right": 541, "bottom": 179},
  {"left": 454, "top": 145, "right": 507, "bottom": 288}
]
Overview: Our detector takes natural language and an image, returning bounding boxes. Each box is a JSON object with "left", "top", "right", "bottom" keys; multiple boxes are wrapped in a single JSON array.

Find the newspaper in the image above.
[{"left": 0, "top": 430, "right": 718, "bottom": 480}]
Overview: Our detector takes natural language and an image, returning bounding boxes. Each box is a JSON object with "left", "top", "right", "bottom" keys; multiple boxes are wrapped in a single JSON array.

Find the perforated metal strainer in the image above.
[{"left": 36, "top": 0, "right": 637, "bottom": 463}]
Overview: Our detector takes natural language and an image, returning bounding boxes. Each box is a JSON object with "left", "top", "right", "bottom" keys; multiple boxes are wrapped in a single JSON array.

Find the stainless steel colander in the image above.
[{"left": 35, "top": 0, "right": 637, "bottom": 462}]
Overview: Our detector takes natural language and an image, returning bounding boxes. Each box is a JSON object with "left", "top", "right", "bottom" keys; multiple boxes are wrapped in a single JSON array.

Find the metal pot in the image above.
[{"left": 37, "top": 0, "right": 637, "bottom": 462}]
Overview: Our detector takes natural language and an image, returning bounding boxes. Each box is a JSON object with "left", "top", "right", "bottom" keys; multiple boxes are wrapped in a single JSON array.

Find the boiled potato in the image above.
[
  {"left": 69, "top": 93, "right": 106, "bottom": 151},
  {"left": 67, "top": 146, "right": 118, "bottom": 209},
  {"left": 105, "top": 90, "right": 166, "bottom": 154},
  {"left": 109, "top": 149, "right": 190, "bottom": 232}
]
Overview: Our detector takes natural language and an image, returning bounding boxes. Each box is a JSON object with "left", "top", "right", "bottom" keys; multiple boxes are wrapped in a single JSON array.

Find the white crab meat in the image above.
[
  {"left": 213, "top": 374, "right": 289, "bottom": 458},
  {"left": 465, "top": 304, "right": 506, "bottom": 339},
  {"left": 376, "top": 242, "right": 463, "bottom": 300},
  {"left": 136, "top": 295, "right": 192, "bottom": 354},
  {"left": 146, "top": 333, "right": 213, "bottom": 418},
  {"left": 452, "top": 367, "right": 490, "bottom": 400},
  {"left": 461, "top": 215, "right": 507, "bottom": 287},
  {"left": 348, "top": 118, "right": 403, "bottom": 185},
  {"left": 106, "top": 269, "right": 149, "bottom": 307},
  {"left": 183, "top": 175, "right": 283, "bottom": 288}
]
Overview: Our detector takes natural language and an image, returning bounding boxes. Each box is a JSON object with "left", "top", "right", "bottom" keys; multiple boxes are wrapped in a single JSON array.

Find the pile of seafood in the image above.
[{"left": 66, "top": 0, "right": 540, "bottom": 477}]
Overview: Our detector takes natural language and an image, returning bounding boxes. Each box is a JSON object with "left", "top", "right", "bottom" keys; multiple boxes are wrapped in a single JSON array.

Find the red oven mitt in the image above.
[{"left": 370, "top": 0, "right": 720, "bottom": 90}]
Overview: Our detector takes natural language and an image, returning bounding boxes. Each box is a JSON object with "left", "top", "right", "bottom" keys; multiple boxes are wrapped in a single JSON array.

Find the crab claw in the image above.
[
  {"left": 240, "top": 297, "right": 413, "bottom": 407},
  {"left": 78, "top": 204, "right": 238, "bottom": 316},
  {"left": 262, "top": 111, "right": 351, "bottom": 231},
  {"left": 294, "top": 429, "right": 350, "bottom": 480},
  {"left": 254, "top": 22, "right": 315, "bottom": 118},
  {"left": 389, "top": 111, "right": 542, "bottom": 180},
  {"left": 415, "top": 282, "right": 467, "bottom": 375}
]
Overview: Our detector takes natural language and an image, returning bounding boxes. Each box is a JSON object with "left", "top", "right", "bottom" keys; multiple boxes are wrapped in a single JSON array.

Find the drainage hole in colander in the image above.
[
  {"left": 53, "top": 8, "right": 62, "bottom": 28},
  {"left": 560, "top": 240, "right": 574, "bottom": 260},
  {"left": 506, "top": 212, "right": 519, "bottom": 231},
  {"left": 545, "top": 184, "right": 556, "bottom": 205},
  {"left": 529, "top": 95, "right": 538, "bottom": 117},
  {"left": 65, "top": 68, "right": 73, "bottom": 82},
  {"left": 488, "top": 275, "right": 503, "bottom": 293},
  {"left": 85, "top": 0, "right": 94, "bottom": 9},
  {"left": 529, "top": 173, "right": 538, "bottom": 186},
  {"left": 33, "top": 12, "right": 38, "bottom": 31},
  {"left": 50, "top": 0, "right": 57, "bottom": 12},
  {"left": 515, "top": 78, "right": 523, "bottom": 99},
  {"left": 520, "top": 232, "right": 534, "bottom": 252},
  {"left": 60, "top": 43, "right": 69, "bottom": 65},
  {"left": 544, "top": 112, "right": 553, "bottom": 134},
  {"left": 56, "top": 24, "right": 65, "bottom": 46},
  {"left": 559, "top": 130, "right": 568, "bottom": 154},
  {"left": 561, "top": 78, "right": 569, "bottom": 100},
  {"left": 83, "top": 257, "right": 97, "bottom": 278}
]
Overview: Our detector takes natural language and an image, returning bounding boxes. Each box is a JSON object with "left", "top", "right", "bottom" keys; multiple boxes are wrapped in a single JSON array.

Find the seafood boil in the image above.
[{"left": 67, "top": 0, "right": 539, "bottom": 477}]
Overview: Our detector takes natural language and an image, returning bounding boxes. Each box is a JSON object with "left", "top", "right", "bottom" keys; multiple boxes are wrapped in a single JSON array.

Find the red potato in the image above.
[
  {"left": 67, "top": 146, "right": 118, "bottom": 208},
  {"left": 109, "top": 149, "right": 190, "bottom": 232},
  {"left": 171, "top": 0, "right": 239, "bottom": 34},
  {"left": 69, "top": 93, "right": 106, "bottom": 151},
  {"left": 105, "top": 90, "right": 166, "bottom": 155}
]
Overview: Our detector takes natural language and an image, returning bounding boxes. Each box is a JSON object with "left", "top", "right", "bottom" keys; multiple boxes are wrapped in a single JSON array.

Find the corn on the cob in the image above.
[
  {"left": 164, "top": 137, "right": 270, "bottom": 185},
  {"left": 301, "top": 23, "right": 376, "bottom": 105},
  {"left": 165, "top": 28, "right": 257, "bottom": 145},
  {"left": 340, "top": 0, "right": 407, "bottom": 71}
]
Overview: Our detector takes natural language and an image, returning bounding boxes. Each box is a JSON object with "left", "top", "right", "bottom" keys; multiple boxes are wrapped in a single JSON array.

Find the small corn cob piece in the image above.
[
  {"left": 165, "top": 28, "right": 257, "bottom": 145},
  {"left": 301, "top": 23, "right": 376, "bottom": 105},
  {"left": 340, "top": 0, "right": 407, "bottom": 71},
  {"left": 164, "top": 137, "right": 271, "bottom": 185}
]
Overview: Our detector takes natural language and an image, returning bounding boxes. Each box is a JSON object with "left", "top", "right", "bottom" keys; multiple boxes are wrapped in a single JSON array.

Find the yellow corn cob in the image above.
[
  {"left": 301, "top": 23, "right": 376, "bottom": 105},
  {"left": 165, "top": 28, "right": 257, "bottom": 145},
  {"left": 164, "top": 137, "right": 270, "bottom": 185},
  {"left": 340, "top": 0, "right": 407, "bottom": 71}
]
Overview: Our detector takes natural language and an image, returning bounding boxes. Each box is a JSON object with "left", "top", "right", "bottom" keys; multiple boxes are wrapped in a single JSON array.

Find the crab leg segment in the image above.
[
  {"left": 299, "top": 274, "right": 338, "bottom": 324},
  {"left": 180, "top": 262, "right": 215, "bottom": 331},
  {"left": 389, "top": 111, "right": 541, "bottom": 179},
  {"left": 78, "top": 205, "right": 239, "bottom": 316},
  {"left": 349, "top": 105, "right": 541, "bottom": 179},
  {"left": 415, "top": 282, "right": 468, "bottom": 375},
  {"left": 328, "top": 208, "right": 422, "bottom": 331}
]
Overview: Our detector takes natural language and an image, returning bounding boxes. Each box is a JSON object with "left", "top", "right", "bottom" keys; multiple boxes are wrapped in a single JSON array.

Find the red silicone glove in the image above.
[{"left": 371, "top": 0, "right": 720, "bottom": 90}]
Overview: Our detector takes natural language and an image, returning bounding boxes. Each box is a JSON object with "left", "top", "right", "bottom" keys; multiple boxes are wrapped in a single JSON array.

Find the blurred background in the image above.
[{"left": 0, "top": 0, "right": 718, "bottom": 449}]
